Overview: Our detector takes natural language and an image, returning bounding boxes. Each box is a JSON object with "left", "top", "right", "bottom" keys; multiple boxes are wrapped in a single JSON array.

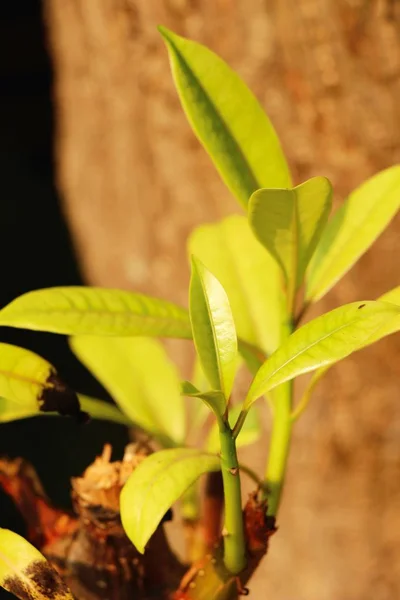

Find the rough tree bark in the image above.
[{"left": 44, "top": 1, "right": 400, "bottom": 599}]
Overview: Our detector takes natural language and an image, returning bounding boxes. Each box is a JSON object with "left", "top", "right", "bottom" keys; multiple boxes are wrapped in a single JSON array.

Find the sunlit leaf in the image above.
[
  {"left": 189, "top": 216, "right": 283, "bottom": 356},
  {"left": 181, "top": 380, "right": 226, "bottom": 418},
  {"left": 0, "top": 343, "right": 86, "bottom": 421},
  {"left": 70, "top": 336, "right": 185, "bottom": 445},
  {"left": 206, "top": 404, "right": 261, "bottom": 453},
  {"left": 291, "top": 286, "right": 400, "bottom": 421},
  {"left": 0, "top": 287, "right": 192, "bottom": 338},
  {"left": 245, "top": 301, "right": 400, "bottom": 408},
  {"left": 249, "top": 177, "right": 332, "bottom": 300},
  {"left": 0, "top": 394, "right": 130, "bottom": 426},
  {"left": 159, "top": 26, "right": 291, "bottom": 209},
  {"left": 120, "top": 448, "right": 220, "bottom": 553},
  {"left": 0, "top": 528, "right": 73, "bottom": 600},
  {"left": 78, "top": 395, "right": 132, "bottom": 426},
  {"left": 189, "top": 257, "right": 237, "bottom": 404},
  {"left": 306, "top": 165, "right": 400, "bottom": 302}
]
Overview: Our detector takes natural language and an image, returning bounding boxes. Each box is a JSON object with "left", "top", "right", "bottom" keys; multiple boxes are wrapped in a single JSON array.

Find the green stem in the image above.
[
  {"left": 263, "top": 385, "right": 292, "bottom": 516},
  {"left": 218, "top": 419, "right": 246, "bottom": 574},
  {"left": 263, "top": 300, "right": 294, "bottom": 517}
]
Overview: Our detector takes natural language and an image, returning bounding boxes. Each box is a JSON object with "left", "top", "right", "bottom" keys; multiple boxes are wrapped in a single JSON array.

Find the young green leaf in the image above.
[
  {"left": 291, "top": 287, "right": 400, "bottom": 421},
  {"left": 70, "top": 336, "right": 185, "bottom": 445},
  {"left": 189, "top": 257, "right": 237, "bottom": 403},
  {"left": 245, "top": 301, "right": 400, "bottom": 408},
  {"left": 0, "top": 343, "right": 87, "bottom": 421},
  {"left": 249, "top": 177, "right": 332, "bottom": 300},
  {"left": 0, "top": 287, "right": 192, "bottom": 338},
  {"left": 380, "top": 286, "right": 400, "bottom": 304},
  {"left": 78, "top": 395, "right": 132, "bottom": 426},
  {"left": 181, "top": 381, "right": 226, "bottom": 419},
  {"left": 0, "top": 394, "right": 130, "bottom": 426},
  {"left": 206, "top": 404, "right": 261, "bottom": 453},
  {"left": 120, "top": 448, "right": 220, "bottom": 553},
  {"left": 189, "top": 216, "right": 283, "bottom": 356},
  {"left": 159, "top": 26, "right": 291, "bottom": 208},
  {"left": 306, "top": 165, "right": 400, "bottom": 302},
  {"left": 0, "top": 528, "right": 73, "bottom": 600}
]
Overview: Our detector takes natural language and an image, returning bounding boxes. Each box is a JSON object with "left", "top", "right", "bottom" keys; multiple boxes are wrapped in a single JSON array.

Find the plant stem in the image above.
[
  {"left": 263, "top": 304, "right": 294, "bottom": 517},
  {"left": 218, "top": 419, "right": 246, "bottom": 574},
  {"left": 263, "top": 386, "right": 292, "bottom": 516}
]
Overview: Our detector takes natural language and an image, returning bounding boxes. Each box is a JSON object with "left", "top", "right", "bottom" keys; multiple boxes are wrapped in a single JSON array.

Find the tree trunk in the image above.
[{"left": 44, "top": 1, "right": 400, "bottom": 598}]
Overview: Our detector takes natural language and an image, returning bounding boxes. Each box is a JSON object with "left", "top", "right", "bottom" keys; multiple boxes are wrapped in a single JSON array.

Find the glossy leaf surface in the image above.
[
  {"left": 189, "top": 216, "right": 283, "bottom": 355},
  {"left": 159, "top": 27, "right": 291, "bottom": 208},
  {"left": 245, "top": 301, "right": 400, "bottom": 407},
  {"left": 70, "top": 336, "right": 185, "bottom": 444},
  {"left": 306, "top": 165, "right": 400, "bottom": 302},
  {"left": 292, "top": 287, "right": 400, "bottom": 420},
  {"left": 121, "top": 448, "right": 220, "bottom": 553},
  {"left": 0, "top": 287, "right": 192, "bottom": 338},
  {"left": 189, "top": 257, "right": 237, "bottom": 403}
]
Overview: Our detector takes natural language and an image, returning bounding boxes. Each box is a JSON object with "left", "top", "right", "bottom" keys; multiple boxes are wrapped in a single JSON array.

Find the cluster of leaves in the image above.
[{"left": 0, "top": 25, "right": 400, "bottom": 592}]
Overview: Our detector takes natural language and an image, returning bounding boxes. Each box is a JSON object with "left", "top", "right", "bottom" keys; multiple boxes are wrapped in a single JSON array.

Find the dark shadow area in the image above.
[{"left": 0, "top": 0, "right": 129, "bottom": 554}]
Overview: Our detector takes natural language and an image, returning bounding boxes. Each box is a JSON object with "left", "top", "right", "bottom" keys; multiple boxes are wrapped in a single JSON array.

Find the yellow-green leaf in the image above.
[
  {"left": 189, "top": 216, "right": 283, "bottom": 356},
  {"left": 0, "top": 528, "right": 73, "bottom": 600},
  {"left": 78, "top": 394, "right": 132, "bottom": 426},
  {"left": 181, "top": 380, "right": 226, "bottom": 419},
  {"left": 245, "top": 301, "right": 400, "bottom": 408},
  {"left": 0, "top": 287, "right": 191, "bottom": 338},
  {"left": 159, "top": 26, "right": 291, "bottom": 209},
  {"left": 292, "top": 286, "right": 400, "bottom": 421},
  {"left": 0, "top": 394, "right": 130, "bottom": 426},
  {"left": 306, "top": 165, "right": 400, "bottom": 302},
  {"left": 70, "top": 336, "right": 185, "bottom": 445},
  {"left": 0, "top": 343, "right": 86, "bottom": 421},
  {"left": 249, "top": 177, "right": 332, "bottom": 301},
  {"left": 189, "top": 257, "right": 237, "bottom": 404},
  {"left": 120, "top": 448, "right": 220, "bottom": 553}
]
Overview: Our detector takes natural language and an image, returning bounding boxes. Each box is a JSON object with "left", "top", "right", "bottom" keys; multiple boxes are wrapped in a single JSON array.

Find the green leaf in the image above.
[
  {"left": 0, "top": 287, "right": 192, "bottom": 338},
  {"left": 189, "top": 216, "right": 283, "bottom": 355},
  {"left": 245, "top": 301, "right": 400, "bottom": 408},
  {"left": 0, "top": 394, "right": 130, "bottom": 426},
  {"left": 0, "top": 528, "right": 73, "bottom": 600},
  {"left": 78, "top": 395, "right": 132, "bottom": 426},
  {"left": 181, "top": 380, "right": 226, "bottom": 418},
  {"left": 291, "top": 286, "right": 400, "bottom": 421},
  {"left": 306, "top": 165, "right": 400, "bottom": 302},
  {"left": 380, "top": 286, "right": 400, "bottom": 304},
  {"left": 189, "top": 257, "right": 237, "bottom": 403},
  {"left": 206, "top": 404, "right": 261, "bottom": 453},
  {"left": 0, "top": 343, "right": 86, "bottom": 421},
  {"left": 120, "top": 448, "right": 220, "bottom": 553},
  {"left": 159, "top": 26, "right": 291, "bottom": 208},
  {"left": 249, "top": 177, "right": 332, "bottom": 299},
  {"left": 70, "top": 336, "right": 185, "bottom": 445}
]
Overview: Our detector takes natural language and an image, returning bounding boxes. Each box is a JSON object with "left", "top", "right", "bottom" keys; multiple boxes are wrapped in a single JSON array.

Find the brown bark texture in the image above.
[{"left": 44, "top": 1, "right": 400, "bottom": 599}]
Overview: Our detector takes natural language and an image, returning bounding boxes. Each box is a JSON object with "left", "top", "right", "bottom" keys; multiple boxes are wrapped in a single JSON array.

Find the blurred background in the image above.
[{"left": 1, "top": 1, "right": 400, "bottom": 598}]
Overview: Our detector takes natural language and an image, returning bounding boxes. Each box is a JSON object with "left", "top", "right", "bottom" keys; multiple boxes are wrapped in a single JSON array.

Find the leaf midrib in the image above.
[
  {"left": 250, "top": 309, "right": 382, "bottom": 399},
  {"left": 165, "top": 34, "right": 260, "bottom": 202}
]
